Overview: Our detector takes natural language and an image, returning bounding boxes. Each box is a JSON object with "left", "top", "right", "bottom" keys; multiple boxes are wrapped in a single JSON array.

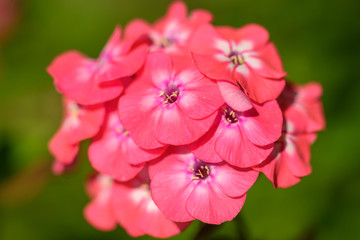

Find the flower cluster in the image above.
[{"left": 48, "top": 1, "right": 325, "bottom": 238}]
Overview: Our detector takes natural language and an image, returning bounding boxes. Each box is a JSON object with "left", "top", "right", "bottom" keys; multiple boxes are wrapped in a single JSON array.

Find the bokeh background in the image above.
[{"left": 0, "top": 0, "right": 359, "bottom": 239}]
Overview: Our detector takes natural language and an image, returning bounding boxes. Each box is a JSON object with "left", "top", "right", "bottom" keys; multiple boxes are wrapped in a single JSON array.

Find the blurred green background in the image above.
[{"left": 0, "top": 0, "right": 359, "bottom": 239}]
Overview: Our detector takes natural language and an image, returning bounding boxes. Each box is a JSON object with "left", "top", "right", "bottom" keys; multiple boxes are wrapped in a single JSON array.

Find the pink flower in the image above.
[
  {"left": 118, "top": 52, "right": 223, "bottom": 149},
  {"left": 84, "top": 174, "right": 117, "bottom": 231},
  {"left": 111, "top": 168, "right": 190, "bottom": 238},
  {"left": 191, "top": 24, "right": 286, "bottom": 103},
  {"left": 125, "top": 1, "right": 212, "bottom": 55},
  {"left": 149, "top": 147, "right": 258, "bottom": 224},
  {"left": 254, "top": 122, "right": 316, "bottom": 188},
  {"left": 279, "top": 82, "right": 325, "bottom": 133},
  {"left": 49, "top": 97, "right": 105, "bottom": 164},
  {"left": 190, "top": 98, "right": 283, "bottom": 168},
  {"left": 150, "top": 1, "right": 212, "bottom": 53},
  {"left": 254, "top": 82, "right": 325, "bottom": 188},
  {"left": 88, "top": 99, "right": 166, "bottom": 182},
  {"left": 47, "top": 25, "right": 148, "bottom": 105}
]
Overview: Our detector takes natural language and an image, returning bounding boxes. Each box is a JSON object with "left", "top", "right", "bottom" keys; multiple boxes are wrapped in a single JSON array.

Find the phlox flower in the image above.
[
  {"left": 118, "top": 52, "right": 223, "bottom": 149},
  {"left": 88, "top": 99, "right": 166, "bottom": 182},
  {"left": 149, "top": 147, "right": 258, "bottom": 224},
  {"left": 49, "top": 97, "right": 104, "bottom": 164},
  {"left": 190, "top": 98, "right": 283, "bottom": 168},
  {"left": 84, "top": 174, "right": 117, "bottom": 231},
  {"left": 254, "top": 120, "right": 317, "bottom": 188},
  {"left": 191, "top": 24, "right": 286, "bottom": 103},
  {"left": 254, "top": 82, "right": 325, "bottom": 188},
  {"left": 112, "top": 168, "right": 190, "bottom": 238},
  {"left": 126, "top": 1, "right": 212, "bottom": 55},
  {"left": 47, "top": 25, "right": 148, "bottom": 105}
]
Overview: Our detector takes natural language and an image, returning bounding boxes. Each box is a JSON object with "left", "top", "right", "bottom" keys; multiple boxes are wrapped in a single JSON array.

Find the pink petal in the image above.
[
  {"left": 47, "top": 51, "right": 124, "bottom": 105},
  {"left": 150, "top": 170, "right": 195, "bottom": 222},
  {"left": 216, "top": 24, "right": 269, "bottom": 50},
  {"left": 214, "top": 164, "right": 258, "bottom": 198},
  {"left": 237, "top": 68, "right": 285, "bottom": 103},
  {"left": 138, "top": 198, "right": 191, "bottom": 238},
  {"left": 177, "top": 73, "right": 224, "bottom": 120},
  {"left": 90, "top": 105, "right": 166, "bottom": 167},
  {"left": 284, "top": 134, "right": 312, "bottom": 177},
  {"left": 118, "top": 81, "right": 165, "bottom": 149},
  {"left": 275, "top": 155, "right": 302, "bottom": 188},
  {"left": 124, "top": 19, "right": 152, "bottom": 47},
  {"left": 217, "top": 81, "right": 253, "bottom": 112},
  {"left": 301, "top": 82, "right": 323, "bottom": 99},
  {"left": 102, "top": 44, "right": 148, "bottom": 82},
  {"left": 186, "top": 183, "right": 246, "bottom": 224},
  {"left": 148, "top": 146, "right": 192, "bottom": 178},
  {"left": 189, "top": 9, "right": 213, "bottom": 23},
  {"left": 190, "top": 24, "right": 221, "bottom": 55},
  {"left": 235, "top": 24, "right": 269, "bottom": 50},
  {"left": 256, "top": 42, "right": 285, "bottom": 75},
  {"left": 246, "top": 56, "right": 286, "bottom": 79},
  {"left": 100, "top": 26, "right": 122, "bottom": 58},
  {"left": 193, "top": 53, "right": 233, "bottom": 81},
  {"left": 88, "top": 135, "right": 144, "bottom": 182},
  {"left": 215, "top": 123, "right": 273, "bottom": 168},
  {"left": 165, "top": 1, "right": 187, "bottom": 20},
  {"left": 111, "top": 183, "right": 145, "bottom": 237},
  {"left": 48, "top": 130, "right": 79, "bottom": 164},
  {"left": 144, "top": 52, "right": 173, "bottom": 87},
  {"left": 84, "top": 189, "right": 116, "bottom": 232},
  {"left": 65, "top": 100, "right": 105, "bottom": 144},
  {"left": 154, "top": 106, "right": 217, "bottom": 145},
  {"left": 189, "top": 114, "right": 224, "bottom": 163},
  {"left": 242, "top": 100, "right": 283, "bottom": 146}
]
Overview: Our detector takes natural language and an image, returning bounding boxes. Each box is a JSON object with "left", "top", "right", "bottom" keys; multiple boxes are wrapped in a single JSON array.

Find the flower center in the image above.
[
  {"left": 159, "top": 84, "right": 180, "bottom": 105},
  {"left": 222, "top": 106, "right": 238, "bottom": 123},
  {"left": 159, "top": 36, "right": 176, "bottom": 48},
  {"left": 229, "top": 51, "right": 244, "bottom": 65},
  {"left": 114, "top": 121, "right": 130, "bottom": 137},
  {"left": 68, "top": 102, "right": 80, "bottom": 118},
  {"left": 190, "top": 161, "right": 211, "bottom": 180}
]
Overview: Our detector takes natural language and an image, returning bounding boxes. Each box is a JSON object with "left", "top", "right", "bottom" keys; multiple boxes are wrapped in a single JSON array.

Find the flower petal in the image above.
[
  {"left": 177, "top": 71, "right": 224, "bottom": 120},
  {"left": 185, "top": 182, "right": 246, "bottom": 224},
  {"left": 189, "top": 114, "right": 224, "bottom": 163},
  {"left": 217, "top": 80, "right": 253, "bottom": 112},
  {"left": 84, "top": 189, "right": 116, "bottom": 231},
  {"left": 236, "top": 68, "right": 285, "bottom": 103},
  {"left": 242, "top": 100, "right": 283, "bottom": 146},
  {"left": 214, "top": 164, "right": 258, "bottom": 198},
  {"left": 150, "top": 170, "right": 195, "bottom": 222},
  {"left": 138, "top": 198, "right": 191, "bottom": 238},
  {"left": 215, "top": 123, "right": 273, "bottom": 167},
  {"left": 193, "top": 53, "right": 233, "bottom": 81},
  {"left": 154, "top": 106, "right": 217, "bottom": 145},
  {"left": 47, "top": 51, "right": 124, "bottom": 105}
]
